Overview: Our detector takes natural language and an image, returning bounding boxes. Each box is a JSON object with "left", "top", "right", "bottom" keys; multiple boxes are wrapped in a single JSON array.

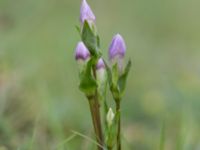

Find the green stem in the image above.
[
  {"left": 88, "top": 98, "right": 104, "bottom": 150},
  {"left": 87, "top": 66, "right": 104, "bottom": 150},
  {"left": 116, "top": 102, "right": 121, "bottom": 150},
  {"left": 104, "top": 99, "right": 108, "bottom": 127}
]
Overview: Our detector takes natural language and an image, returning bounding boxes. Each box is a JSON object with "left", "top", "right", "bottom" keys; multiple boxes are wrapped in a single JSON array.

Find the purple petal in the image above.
[
  {"left": 109, "top": 34, "right": 126, "bottom": 60},
  {"left": 80, "top": 0, "right": 96, "bottom": 24},
  {"left": 75, "top": 41, "right": 90, "bottom": 60},
  {"left": 96, "top": 58, "right": 105, "bottom": 70}
]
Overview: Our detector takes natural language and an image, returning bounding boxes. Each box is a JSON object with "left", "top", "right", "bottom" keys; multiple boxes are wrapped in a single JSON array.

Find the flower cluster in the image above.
[
  {"left": 74, "top": 1, "right": 131, "bottom": 150},
  {"left": 75, "top": 0, "right": 126, "bottom": 70}
]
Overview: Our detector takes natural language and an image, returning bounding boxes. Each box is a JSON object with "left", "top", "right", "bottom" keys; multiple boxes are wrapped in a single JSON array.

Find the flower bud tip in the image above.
[
  {"left": 96, "top": 58, "right": 105, "bottom": 70},
  {"left": 80, "top": 0, "right": 96, "bottom": 24},
  {"left": 106, "top": 108, "right": 115, "bottom": 126},
  {"left": 75, "top": 41, "right": 90, "bottom": 61},
  {"left": 109, "top": 34, "right": 126, "bottom": 60}
]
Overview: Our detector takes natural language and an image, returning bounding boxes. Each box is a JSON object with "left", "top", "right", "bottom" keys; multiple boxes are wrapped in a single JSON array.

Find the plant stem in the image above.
[
  {"left": 88, "top": 98, "right": 104, "bottom": 150},
  {"left": 116, "top": 102, "right": 121, "bottom": 150},
  {"left": 87, "top": 66, "right": 104, "bottom": 150},
  {"left": 103, "top": 99, "right": 108, "bottom": 127}
]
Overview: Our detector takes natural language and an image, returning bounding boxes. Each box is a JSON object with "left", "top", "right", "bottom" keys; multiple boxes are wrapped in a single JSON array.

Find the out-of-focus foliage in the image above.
[{"left": 0, "top": 0, "right": 200, "bottom": 149}]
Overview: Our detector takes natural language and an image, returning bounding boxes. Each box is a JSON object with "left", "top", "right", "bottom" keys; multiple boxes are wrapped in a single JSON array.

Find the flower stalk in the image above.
[
  {"left": 116, "top": 101, "right": 121, "bottom": 150},
  {"left": 91, "top": 65, "right": 104, "bottom": 150},
  {"left": 88, "top": 95, "right": 104, "bottom": 150}
]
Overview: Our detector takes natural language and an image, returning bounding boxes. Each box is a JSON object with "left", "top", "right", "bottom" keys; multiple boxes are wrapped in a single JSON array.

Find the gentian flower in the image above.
[
  {"left": 109, "top": 34, "right": 126, "bottom": 73},
  {"left": 109, "top": 34, "right": 126, "bottom": 60},
  {"left": 80, "top": 0, "right": 96, "bottom": 26},
  {"left": 75, "top": 41, "right": 90, "bottom": 61}
]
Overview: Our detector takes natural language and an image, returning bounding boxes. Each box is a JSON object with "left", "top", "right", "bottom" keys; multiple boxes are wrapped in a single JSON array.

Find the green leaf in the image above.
[
  {"left": 112, "top": 63, "right": 119, "bottom": 87},
  {"left": 104, "top": 60, "right": 112, "bottom": 86},
  {"left": 105, "top": 113, "right": 118, "bottom": 149},
  {"left": 111, "top": 63, "right": 120, "bottom": 100},
  {"left": 97, "top": 35, "right": 100, "bottom": 48},
  {"left": 97, "top": 70, "right": 107, "bottom": 102},
  {"left": 79, "top": 58, "right": 97, "bottom": 96},
  {"left": 118, "top": 60, "right": 131, "bottom": 95},
  {"left": 81, "top": 21, "right": 99, "bottom": 56},
  {"left": 104, "top": 60, "right": 120, "bottom": 100}
]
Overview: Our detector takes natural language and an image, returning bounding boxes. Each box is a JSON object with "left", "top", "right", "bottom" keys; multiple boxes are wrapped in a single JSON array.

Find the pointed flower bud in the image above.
[
  {"left": 75, "top": 41, "right": 90, "bottom": 61},
  {"left": 80, "top": 0, "right": 96, "bottom": 25},
  {"left": 106, "top": 108, "right": 115, "bottom": 127},
  {"left": 96, "top": 58, "right": 107, "bottom": 101},
  {"left": 109, "top": 34, "right": 126, "bottom": 60},
  {"left": 96, "top": 58, "right": 105, "bottom": 70},
  {"left": 96, "top": 58, "right": 106, "bottom": 81}
]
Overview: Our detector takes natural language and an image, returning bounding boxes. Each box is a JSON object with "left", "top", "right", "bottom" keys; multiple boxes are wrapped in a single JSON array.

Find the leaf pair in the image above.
[{"left": 105, "top": 60, "right": 132, "bottom": 101}]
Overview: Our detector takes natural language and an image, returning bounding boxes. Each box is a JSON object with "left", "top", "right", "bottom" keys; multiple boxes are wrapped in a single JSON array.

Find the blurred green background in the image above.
[{"left": 0, "top": 0, "right": 200, "bottom": 149}]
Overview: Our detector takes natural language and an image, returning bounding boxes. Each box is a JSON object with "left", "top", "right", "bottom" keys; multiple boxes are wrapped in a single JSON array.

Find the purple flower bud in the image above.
[
  {"left": 80, "top": 0, "right": 96, "bottom": 25},
  {"left": 96, "top": 58, "right": 105, "bottom": 70},
  {"left": 75, "top": 41, "right": 90, "bottom": 61},
  {"left": 96, "top": 58, "right": 107, "bottom": 85},
  {"left": 109, "top": 34, "right": 126, "bottom": 60}
]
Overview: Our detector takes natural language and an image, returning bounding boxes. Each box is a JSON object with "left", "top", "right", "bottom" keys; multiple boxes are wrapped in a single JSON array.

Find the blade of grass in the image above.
[
  {"left": 71, "top": 130, "right": 105, "bottom": 149},
  {"left": 55, "top": 134, "right": 77, "bottom": 150}
]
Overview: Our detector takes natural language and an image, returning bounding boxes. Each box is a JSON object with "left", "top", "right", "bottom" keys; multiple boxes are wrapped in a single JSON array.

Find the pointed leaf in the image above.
[
  {"left": 97, "top": 35, "right": 100, "bottom": 48},
  {"left": 104, "top": 60, "right": 120, "bottom": 100},
  {"left": 81, "top": 21, "right": 99, "bottom": 56},
  {"left": 118, "top": 60, "right": 131, "bottom": 94},
  {"left": 112, "top": 63, "right": 119, "bottom": 87},
  {"left": 105, "top": 112, "right": 118, "bottom": 148},
  {"left": 104, "top": 60, "right": 112, "bottom": 86},
  {"left": 79, "top": 58, "right": 97, "bottom": 96}
]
